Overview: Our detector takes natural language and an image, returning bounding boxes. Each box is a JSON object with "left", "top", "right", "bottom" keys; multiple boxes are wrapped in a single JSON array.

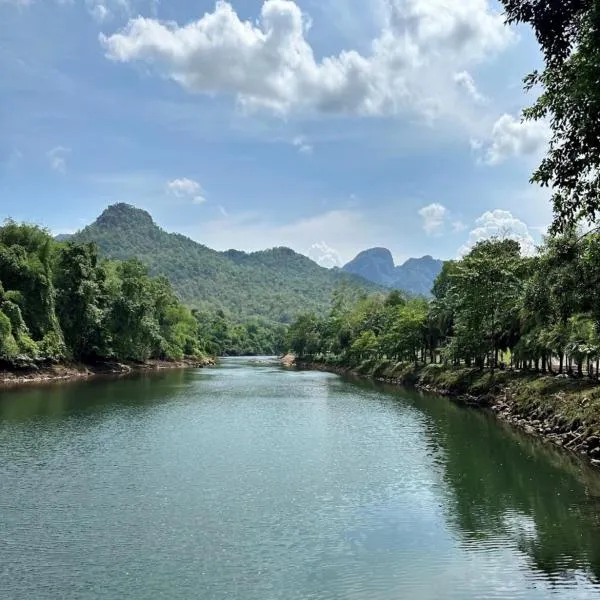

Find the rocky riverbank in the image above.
[
  {"left": 0, "top": 356, "right": 216, "bottom": 388},
  {"left": 290, "top": 356, "right": 600, "bottom": 470}
]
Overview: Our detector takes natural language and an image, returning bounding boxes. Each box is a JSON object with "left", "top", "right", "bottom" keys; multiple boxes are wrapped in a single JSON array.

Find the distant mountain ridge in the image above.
[
  {"left": 67, "top": 204, "right": 385, "bottom": 323},
  {"left": 343, "top": 248, "right": 443, "bottom": 296}
]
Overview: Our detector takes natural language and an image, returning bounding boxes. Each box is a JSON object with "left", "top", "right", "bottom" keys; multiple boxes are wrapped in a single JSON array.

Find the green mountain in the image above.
[{"left": 69, "top": 203, "right": 384, "bottom": 323}]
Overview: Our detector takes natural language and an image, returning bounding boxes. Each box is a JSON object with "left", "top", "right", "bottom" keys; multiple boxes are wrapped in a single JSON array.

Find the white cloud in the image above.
[
  {"left": 47, "top": 146, "right": 70, "bottom": 173},
  {"left": 51, "top": 227, "right": 77, "bottom": 237},
  {"left": 166, "top": 177, "right": 206, "bottom": 204},
  {"left": 178, "top": 207, "right": 390, "bottom": 265},
  {"left": 453, "top": 70, "right": 485, "bottom": 103},
  {"left": 2, "top": 0, "right": 75, "bottom": 6},
  {"left": 88, "top": 1, "right": 110, "bottom": 22},
  {"left": 419, "top": 203, "right": 447, "bottom": 235},
  {"left": 86, "top": 0, "right": 156, "bottom": 22},
  {"left": 479, "top": 114, "right": 550, "bottom": 165},
  {"left": 458, "top": 209, "right": 537, "bottom": 256},
  {"left": 292, "top": 136, "right": 312, "bottom": 154},
  {"left": 100, "top": 0, "right": 513, "bottom": 119},
  {"left": 308, "top": 241, "right": 342, "bottom": 268}
]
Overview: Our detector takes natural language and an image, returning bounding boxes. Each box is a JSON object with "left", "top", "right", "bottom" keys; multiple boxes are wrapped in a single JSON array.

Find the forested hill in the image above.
[{"left": 69, "top": 203, "right": 383, "bottom": 323}]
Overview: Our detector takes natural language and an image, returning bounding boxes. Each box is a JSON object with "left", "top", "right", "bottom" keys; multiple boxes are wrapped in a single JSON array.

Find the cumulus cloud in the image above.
[
  {"left": 419, "top": 203, "right": 448, "bottom": 235},
  {"left": 100, "top": 0, "right": 513, "bottom": 118},
  {"left": 308, "top": 241, "right": 342, "bottom": 268},
  {"left": 47, "top": 146, "right": 70, "bottom": 173},
  {"left": 453, "top": 71, "right": 485, "bottom": 103},
  {"left": 166, "top": 177, "right": 206, "bottom": 204},
  {"left": 458, "top": 209, "right": 537, "bottom": 256},
  {"left": 479, "top": 114, "right": 550, "bottom": 165}
]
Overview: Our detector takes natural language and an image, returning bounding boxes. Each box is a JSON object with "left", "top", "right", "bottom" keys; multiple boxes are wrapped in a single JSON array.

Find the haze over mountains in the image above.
[
  {"left": 342, "top": 248, "right": 443, "bottom": 297},
  {"left": 67, "top": 204, "right": 443, "bottom": 322}
]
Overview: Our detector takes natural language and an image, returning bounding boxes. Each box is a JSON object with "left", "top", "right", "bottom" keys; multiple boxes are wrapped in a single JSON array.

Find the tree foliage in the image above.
[
  {"left": 500, "top": 0, "right": 600, "bottom": 231},
  {"left": 70, "top": 203, "right": 383, "bottom": 323},
  {"left": 0, "top": 221, "right": 287, "bottom": 366},
  {"left": 289, "top": 234, "right": 600, "bottom": 378}
]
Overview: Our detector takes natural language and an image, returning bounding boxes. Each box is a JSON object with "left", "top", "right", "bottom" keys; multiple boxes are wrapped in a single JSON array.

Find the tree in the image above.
[
  {"left": 443, "top": 240, "right": 523, "bottom": 370},
  {"left": 54, "top": 242, "right": 108, "bottom": 360},
  {"left": 286, "top": 313, "right": 320, "bottom": 358},
  {"left": 500, "top": 0, "right": 600, "bottom": 232},
  {"left": 381, "top": 300, "right": 428, "bottom": 365},
  {"left": 350, "top": 330, "right": 379, "bottom": 362},
  {"left": 105, "top": 260, "right": 161, "bottom": 361},
  {"left": 0, "top": 222, "right": 63, "bottom": 350}
]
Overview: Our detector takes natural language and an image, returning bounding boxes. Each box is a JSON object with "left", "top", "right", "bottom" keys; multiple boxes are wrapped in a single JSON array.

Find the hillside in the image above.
[
  {"left": 69, "top": 204, "right": 384, "bottom": 323},
  {"left": 343, "top": 248, "right": 443, "bottom": 296}
]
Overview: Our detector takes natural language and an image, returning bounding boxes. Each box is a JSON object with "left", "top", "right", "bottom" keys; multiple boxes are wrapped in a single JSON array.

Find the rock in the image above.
[
  {"left": 591, "top": 459, "right": 600, "bottom": 469},
  {"left": 280, "top": 353, "right": 296, "bottom": 368}
]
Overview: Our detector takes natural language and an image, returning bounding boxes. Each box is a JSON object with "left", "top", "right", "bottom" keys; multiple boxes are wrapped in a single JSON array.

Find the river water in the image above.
[{"left": 1, "top": 358, "right": 600, "bottom": 599}]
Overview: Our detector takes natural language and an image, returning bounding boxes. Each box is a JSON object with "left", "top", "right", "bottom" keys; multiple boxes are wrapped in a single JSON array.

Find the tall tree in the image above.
[
  {"left": 501, "top": 0, "right": 600, "bottom": 231},
  {"left": 54, "top": 242, "right": 108, "bottom": 360}
]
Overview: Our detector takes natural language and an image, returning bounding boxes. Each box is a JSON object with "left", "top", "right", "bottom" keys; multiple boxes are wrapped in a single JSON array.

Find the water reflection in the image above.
[
  {"left": 1, "top": 362, "right": 600, "bottom": 599},
  {"left": 359, "top": 377, "right": 600, "bottom": 585},
  {"left": 0, "top": 369, "right": 205, "bottom": 422}
]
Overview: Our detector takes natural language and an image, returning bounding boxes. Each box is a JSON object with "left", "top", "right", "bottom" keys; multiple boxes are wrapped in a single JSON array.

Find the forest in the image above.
[
  {"left": 70, "top": 202, "right": 382, "bottom": 322},
  {"left": 0, "top": 221, "right": 286, "bottom": 366},
  {"left": 288, "top": 0, "right": 600, "bottom": 380},
  {"left": 287, "top": 232, "right": 600, "bottom": 378}
]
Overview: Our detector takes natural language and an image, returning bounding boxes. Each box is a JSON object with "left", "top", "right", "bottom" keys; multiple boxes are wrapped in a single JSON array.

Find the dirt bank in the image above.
[{"left": 0, "top": 357, "right": 216, "bottom": 388}]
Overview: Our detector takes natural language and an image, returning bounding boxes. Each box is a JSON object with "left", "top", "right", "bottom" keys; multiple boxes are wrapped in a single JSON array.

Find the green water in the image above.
[{"left": 1, "top": 358, "right": 600, "bottom": 599}]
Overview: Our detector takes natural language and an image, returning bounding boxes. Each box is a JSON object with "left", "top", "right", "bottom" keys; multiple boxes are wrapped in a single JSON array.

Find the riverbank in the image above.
[
  {"left": 0, "top": 356, "right": 216, "bottom": 387},
  {"left": 290, "top": 356, "right": 600, "bottom": 469}
]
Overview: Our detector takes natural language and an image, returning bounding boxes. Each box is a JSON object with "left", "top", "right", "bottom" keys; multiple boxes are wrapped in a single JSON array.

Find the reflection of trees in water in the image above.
[
  {"left": 367, "top": 379, "right": 600, "bottom": 584},
  {"left": 0, "top": 369, "right": 198, "bottom": 422},
  {"left": 427, "top": 391, "right": 600, "bottom": 582}
]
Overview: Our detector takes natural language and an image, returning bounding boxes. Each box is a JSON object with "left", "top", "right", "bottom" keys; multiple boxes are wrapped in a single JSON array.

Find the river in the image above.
[{"left": 1, "top": 358, "right": 600, "bottom": 599}]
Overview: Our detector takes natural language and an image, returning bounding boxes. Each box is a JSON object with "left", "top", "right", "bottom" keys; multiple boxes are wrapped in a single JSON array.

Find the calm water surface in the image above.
[{"left": 2, "top": 358, "right": 600, "bottom": 599}]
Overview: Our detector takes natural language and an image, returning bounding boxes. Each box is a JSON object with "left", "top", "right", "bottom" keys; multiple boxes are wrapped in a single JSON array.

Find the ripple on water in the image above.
[{"left": 1, "top": 359, "right": 600, "bottom": 599}]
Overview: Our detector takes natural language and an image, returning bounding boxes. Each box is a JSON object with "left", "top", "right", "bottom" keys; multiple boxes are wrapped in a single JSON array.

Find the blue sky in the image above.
[{"left": 0, "top": 0, "right": 551, "bottom": 266}]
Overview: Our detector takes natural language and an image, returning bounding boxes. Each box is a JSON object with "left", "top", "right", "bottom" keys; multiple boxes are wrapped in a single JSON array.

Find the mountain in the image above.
[
  {"left": 343, "top": 248, "right": 443, "bottom": 296},
  {"left": 342, "top": 248, "right": 396, "bottom": 285},
  {"left": 68, "top": 204, "right": 384, "bottom": 323}
]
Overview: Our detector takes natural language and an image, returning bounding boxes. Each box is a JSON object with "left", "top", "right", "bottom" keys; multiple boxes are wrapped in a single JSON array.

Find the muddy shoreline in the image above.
[{"left": 0, "top": 357, "right": 216, "bottom": 388}]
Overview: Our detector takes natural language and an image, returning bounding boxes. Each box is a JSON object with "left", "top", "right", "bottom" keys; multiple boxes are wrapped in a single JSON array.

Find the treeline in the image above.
[
  {"left": 0, "top": 221, "right": 284, "bottom": 365},
  {"left": 195, "top": 310, "right": 287, "bottom": 357},
  {"left": 288, "top": 233, "right": 600, "bottom": 378}
]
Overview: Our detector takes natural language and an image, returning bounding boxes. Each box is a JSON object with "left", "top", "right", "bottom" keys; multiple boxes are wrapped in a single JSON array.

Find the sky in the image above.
[{"left": 0, "top": 0, "right": 552, "bottom": 267}]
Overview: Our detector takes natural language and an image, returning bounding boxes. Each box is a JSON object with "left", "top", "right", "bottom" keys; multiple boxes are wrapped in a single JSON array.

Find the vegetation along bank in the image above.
[
  {"left": 286, "top": 234, "right": 600, "bottom": 469},
  {"left": 0, "top": 221, "right": 285, "bottom": 386}
]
